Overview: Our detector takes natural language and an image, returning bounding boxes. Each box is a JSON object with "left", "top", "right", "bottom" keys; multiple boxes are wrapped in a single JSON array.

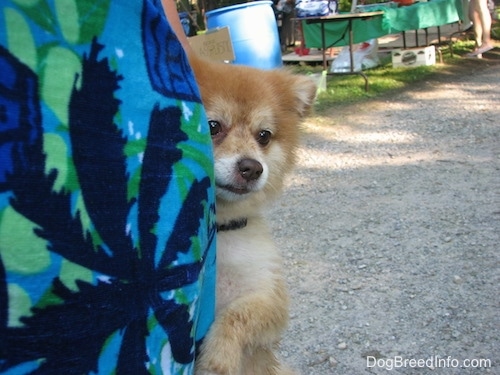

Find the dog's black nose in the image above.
[{"left": 238, "top": 158, "right": 263, "bottom": 181}]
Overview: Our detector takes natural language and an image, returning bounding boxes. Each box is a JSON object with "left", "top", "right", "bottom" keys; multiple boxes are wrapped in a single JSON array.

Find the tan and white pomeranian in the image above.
[{"left": 189, "top": 53, "right": 317, "bottom": 375}]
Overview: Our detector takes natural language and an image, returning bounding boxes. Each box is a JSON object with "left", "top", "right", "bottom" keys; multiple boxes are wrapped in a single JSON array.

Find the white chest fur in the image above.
[{"left": 215, "top": 218, "right": 282, "bottom": 313}]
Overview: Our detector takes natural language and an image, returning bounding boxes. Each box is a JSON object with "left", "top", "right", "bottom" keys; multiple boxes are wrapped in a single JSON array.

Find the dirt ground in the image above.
[{"left": 271, "top": 57, "right": 500, "bottom": 374}]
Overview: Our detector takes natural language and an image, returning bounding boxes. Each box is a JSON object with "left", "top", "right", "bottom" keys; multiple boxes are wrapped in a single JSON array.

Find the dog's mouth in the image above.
[{"left": 217, "top": 184, "right": 251, "bottom": 195}]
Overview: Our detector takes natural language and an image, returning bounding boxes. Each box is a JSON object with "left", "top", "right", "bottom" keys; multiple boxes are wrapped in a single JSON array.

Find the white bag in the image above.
[{"left": 330, "top": 39, "right": 380, "bottom": 73}]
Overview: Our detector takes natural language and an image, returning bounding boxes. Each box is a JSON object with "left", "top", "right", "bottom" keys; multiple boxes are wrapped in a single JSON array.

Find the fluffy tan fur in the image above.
[{"left": 189, "top": 54, "right": 317, "bottom": 375}]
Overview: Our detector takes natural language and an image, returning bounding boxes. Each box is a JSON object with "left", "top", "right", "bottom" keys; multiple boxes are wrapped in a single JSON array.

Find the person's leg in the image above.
[
  {"left": 469, "top": 0, "right": 483, "bottom": 47},
  {"left": 476, "top": 0, "right": 492, "bottom": 47},
  {"left": 467, "top": 0, "right": 494, "bottom": 56}
]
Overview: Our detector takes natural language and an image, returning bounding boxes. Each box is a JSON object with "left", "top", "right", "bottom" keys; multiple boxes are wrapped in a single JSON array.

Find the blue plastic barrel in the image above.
[{"left": 206, "top": 1, "right": 282, "bottom": 70}]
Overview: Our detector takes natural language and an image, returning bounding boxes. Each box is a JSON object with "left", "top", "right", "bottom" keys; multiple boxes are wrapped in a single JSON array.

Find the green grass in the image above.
[{"left": 289, "top": 39, "right": 488, "bottom": 114}]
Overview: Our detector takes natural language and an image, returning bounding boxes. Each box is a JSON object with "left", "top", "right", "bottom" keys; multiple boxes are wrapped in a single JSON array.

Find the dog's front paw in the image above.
[{"left": 196, "top": 330, "right": 242, "bottom": 375}]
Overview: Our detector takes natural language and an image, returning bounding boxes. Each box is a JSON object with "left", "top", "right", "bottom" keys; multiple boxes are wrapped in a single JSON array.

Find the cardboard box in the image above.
[
  {"left": 188, "top": 27, "right": 235, "bottom": 63},
  {"left": 392, "top": 46, "right": 436, "bottom": 68}
]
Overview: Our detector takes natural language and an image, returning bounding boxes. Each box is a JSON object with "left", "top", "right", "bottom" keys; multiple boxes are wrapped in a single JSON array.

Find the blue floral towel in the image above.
[{"left": 0, "top": 1, "right": 216, "bottom": 374}]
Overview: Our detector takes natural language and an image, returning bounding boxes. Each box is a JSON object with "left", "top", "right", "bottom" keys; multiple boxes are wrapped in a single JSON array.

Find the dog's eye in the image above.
[
  {"left": 209, "top": 120, "right": 222, "bottom": 136},
  {"left": 257, "top": 130, "right": 272, "bottom": 146}
]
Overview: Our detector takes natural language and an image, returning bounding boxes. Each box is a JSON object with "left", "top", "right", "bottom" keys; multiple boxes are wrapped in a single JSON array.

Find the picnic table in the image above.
[
  {"left": 298, "top": 0, "right": 464, "bottom": 90},
  {"left": 301, "top": 0, "right": 463, "bottom": 49}
]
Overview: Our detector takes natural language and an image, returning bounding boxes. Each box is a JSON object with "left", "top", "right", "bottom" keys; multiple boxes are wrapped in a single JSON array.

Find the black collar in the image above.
[{"left": 216, "top": 218, "right": 248, "bottom": 232}]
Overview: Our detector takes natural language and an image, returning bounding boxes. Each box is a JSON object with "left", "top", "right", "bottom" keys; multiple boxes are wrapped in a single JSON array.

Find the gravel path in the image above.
[{"left": 271, "top": 61, "right": 500, "bottom": 374}]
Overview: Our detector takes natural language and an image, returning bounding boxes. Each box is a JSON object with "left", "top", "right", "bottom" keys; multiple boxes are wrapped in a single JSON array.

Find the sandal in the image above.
[{"left": 466, "top": 44, "right": 494, "bottom": 57}]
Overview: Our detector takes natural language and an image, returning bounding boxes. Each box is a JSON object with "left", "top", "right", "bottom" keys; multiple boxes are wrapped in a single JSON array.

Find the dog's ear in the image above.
[{"left": 289, "top": 75, "right": 317, "bottom": 118}]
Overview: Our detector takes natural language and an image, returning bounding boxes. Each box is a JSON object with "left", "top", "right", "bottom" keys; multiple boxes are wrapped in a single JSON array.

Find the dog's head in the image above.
[{"left": 189, "top": 55, "right": 317, "bottom": 215}]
